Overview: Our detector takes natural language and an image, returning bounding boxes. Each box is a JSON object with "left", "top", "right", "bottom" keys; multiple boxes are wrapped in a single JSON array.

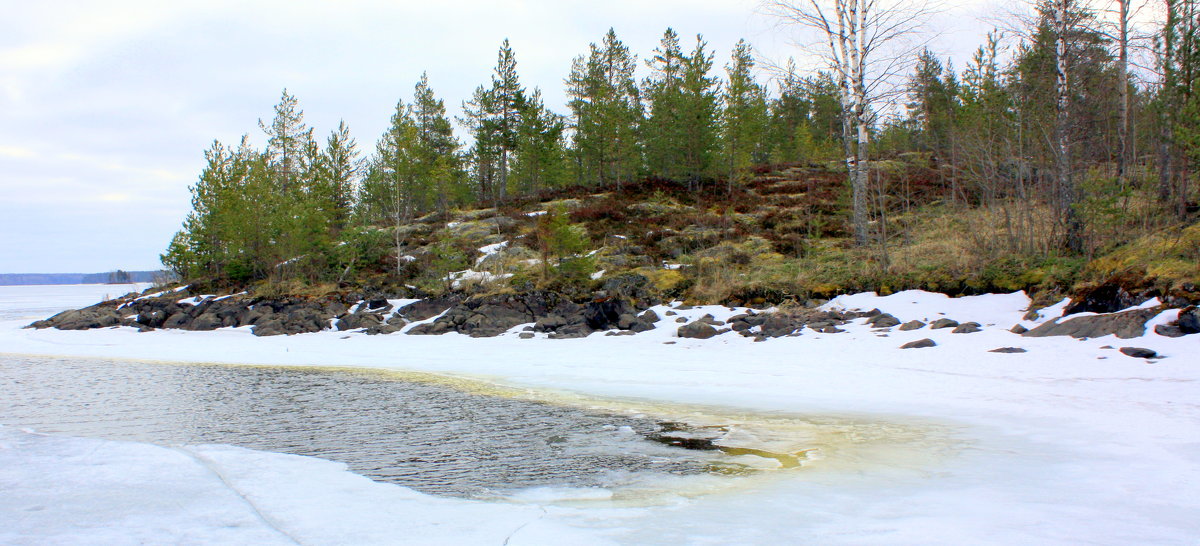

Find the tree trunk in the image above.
[
  {"left": 1117, "top": 0, "right": 1130, "bottom": 186},
  {"left": 1054, "top": 0, "right": 1083, "bottom": 253}
]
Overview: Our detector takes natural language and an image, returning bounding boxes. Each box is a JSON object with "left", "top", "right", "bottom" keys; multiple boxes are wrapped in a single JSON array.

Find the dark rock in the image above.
[
  {"left": 898, "top": 320, "right": 925, "bottom": 331},
  {"left": 1119, "top": 347, "right": 1157, "bottom": 359},
  {"left": 163, "top": 312, "right": 191, "bottom": 329},
  {"left": 678, "top": 321, "right": 720, "bottom": 339},
  {"left": 952, "top": 322, "right": 982, "bottom": 334},
  {"left": 675, "top": 317, "right": 687, "bottom": 323},
  {"left": 518, "top": 332, "right": 535, "bottom": 339},
  {"left": 397, "top": 297, "right": 458, "bottom": 321},
  {"left": 760, "top": 314, "right": 799, "bottom": 337},
  {"left": 252, "top": 319, "right": 286, "bottom": 337},
  {"left": 989, "top": 347, "right": 1027, "bottom": 353},
  {"left": 617, "top": 313, "right": 638, "bottom": 330},
  {"left": 366, "top": 298, "right": 391, "bottom": 311},
  {"left": 584, "top": 298, "right": 630, "bottom": 330},
  {"left": 638, "top": 310, "right": 660, "bottom": 323},
  {"left": 1010, "top": 324, "right": 1029, "bottom": 334},
  {"left": 188, "top": 313, "right": 222, "bottom": 331},
  {"left": 664, "top": 310, "right": 677, "bottom": 316},
  {"left": 601, "top": 273, "right": 658, "bottom": 308},
  {"left": 818, "top": 326, "right": 842, "bottom": 334},
  {"left": 901, "top": 338, "right": 937, "bottom": 349},
  {"left": 1179, "top": 306, "right": 1200, "bottom": 334},
  {"left": 930, "top": 318, "right": 959, "bottom": 329},
  {"left": 630, "top": 319, "right": 657, "bottom": 333},
  {"left": 1154, "top": 324, "right": 1185, "bottom": 338},
  {"left": 1023, "top": 307, "right": 1161, "bottom": 340},
  {"left": 862, "top": 308, "right": 882, "bottom": 317},
  {"left": 136, "top": 309, "right": 167, "bottom": 328},
  {"left": 1065, "top": 284, "right": 1151, "bottom": 315},
  {"left": 534, "top": 314, "right": 567, "bottom": 332},
  {"left": 1023, "top": 309, "right": 1042, "bottom": 321},
  {"left": 867, "top": 313, "right": 901, "bottom": 328}
]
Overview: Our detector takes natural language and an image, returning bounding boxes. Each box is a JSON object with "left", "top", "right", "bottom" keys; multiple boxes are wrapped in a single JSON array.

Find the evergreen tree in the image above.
[
  {"left": 512, "top": 88, "right": 570, "bottom": 193},
  {"left": 678, "top": 34, "right": 720, "bottom": 184},
  {"left": 308, "top": 120, "right": 359, "bottom": 233},
  {"left": 461, "top": 84, "right": 500, "bottom": 202},
  {"left": 720, "top": 38, "right": 768, "bottom": 190},
  {"left": 643, "top": 28, "right": 687, "bottom": 179},
  {"left": 566, "top": 28, "right": 643, "bottom": 187},
  {"left": 258, "top": 89, "right": 314, "bottom": 193},
  {"left": 906, "top": 49, "right": 959, "bottom": 159},
  {"left": 490, "top": 39, "right": 526, "bottom": 200},
  {"left": 412, "top": 72, "right": 466, "bottom": 212}
]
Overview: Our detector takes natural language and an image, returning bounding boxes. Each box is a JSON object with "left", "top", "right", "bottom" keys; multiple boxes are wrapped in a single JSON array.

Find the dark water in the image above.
[{"left": 0, "top": 356, "right": 730, "bottom": 499}]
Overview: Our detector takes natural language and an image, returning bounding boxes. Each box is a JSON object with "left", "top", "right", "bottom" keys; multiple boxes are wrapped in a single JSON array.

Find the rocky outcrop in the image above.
[
  {"left": 1023, "top": 307, "right": 1161, "bottom": 340},
  {"left": 28, "top": 289, "right": 349, "bottom": 337},
  {"left": 406, "top": 289, "right": 655, "bottom": 339}
]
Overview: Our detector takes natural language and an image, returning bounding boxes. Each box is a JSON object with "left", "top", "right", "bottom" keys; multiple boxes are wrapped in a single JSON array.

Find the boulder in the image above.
[
  {"left": 252, "top": 319, "right": 287, "bottom": 337},
  {"left": 397, "top": 297, "right": 458, "bottom": 321},
  {"left": 1119, "top": 347, "right": 1157, "bottom": 359},
  {"left": 1155, "top": 324, "right": 1185, "bottom": 338},
  {"left": 989, "top": 347, "right": 1027, "bottom": 353},
  {"left": 678, "top": 321, "right": 720, "bottom": 339},
  {"left": 930, "top": 318, "right": 959, "bottom": 329},
  {"left": 867, "top": 313, "right": 901, "bottom": 328},
  {"left": 188, "top": 312, "right": 222, "bottom": 331},
  {"left": 1023, "top": 307, "right": 1161, "bottom": 340},
  {"left": 901, "top": 338, "right": 936, "bottom": 349},
  {"left": 898, "top": 320, "right": 925, "bottom": 331},
  {"left": 1010, "top": 324, "right": 1029, "bottom": 334},
  {"left": 1179, "top": 306, "right": 1200, "bottom": 334},
  {"left": 952, "top": 322, "right": 982, "bottom": 334}
]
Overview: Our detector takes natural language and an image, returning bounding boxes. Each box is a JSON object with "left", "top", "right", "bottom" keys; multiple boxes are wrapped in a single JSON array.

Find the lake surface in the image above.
[{"left": 0, "top": 356, "right": 739, "bottom": 500}]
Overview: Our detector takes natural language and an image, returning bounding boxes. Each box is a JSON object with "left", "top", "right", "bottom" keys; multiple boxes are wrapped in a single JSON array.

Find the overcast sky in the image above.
[{"left": 0, "top": 0, "right": 1002, "bottom": 274}]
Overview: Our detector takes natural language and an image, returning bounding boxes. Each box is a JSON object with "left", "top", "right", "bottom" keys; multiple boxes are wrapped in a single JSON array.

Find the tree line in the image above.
[{"left": 164, "top": 2, "right": 1199, "bottom": 286}]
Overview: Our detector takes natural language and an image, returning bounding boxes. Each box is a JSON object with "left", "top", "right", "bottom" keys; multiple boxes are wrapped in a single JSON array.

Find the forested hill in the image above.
[
  {"left": 0, "top": 271, "right": 163, "bottom": 286},
  {"left": 160, "top": 13, "right": 1200, "bottom": 308}
]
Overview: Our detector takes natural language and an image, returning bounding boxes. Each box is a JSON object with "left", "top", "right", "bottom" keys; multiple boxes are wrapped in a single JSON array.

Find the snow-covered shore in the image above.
[{"left": 1, "top": 283, "right": 1197, "bottom": 544}]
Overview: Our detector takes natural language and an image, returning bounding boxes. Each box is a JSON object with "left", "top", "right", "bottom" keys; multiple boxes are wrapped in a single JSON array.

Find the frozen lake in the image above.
[{"left": 0, "top": 355, "right": 751, "bottom": 500}]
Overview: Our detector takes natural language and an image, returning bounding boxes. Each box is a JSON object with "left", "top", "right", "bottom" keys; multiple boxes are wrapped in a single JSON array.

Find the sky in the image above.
[{"left": 0, "top": 0, "right": 1004, "bottom": 274}]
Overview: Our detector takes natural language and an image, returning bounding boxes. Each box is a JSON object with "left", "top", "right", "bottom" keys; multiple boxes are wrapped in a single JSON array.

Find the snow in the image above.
[
  {"left": 475, "top": 240, "right": 509, "bottom": 265},
  {"left": 526, "top": 210, "right": 547, "bottom": 217},
  {"left": 1, "top": 284, "right": 1198, "bottom": 544},
  {"left": 446, "top": 269, "right": 512, "bottom": 288}
]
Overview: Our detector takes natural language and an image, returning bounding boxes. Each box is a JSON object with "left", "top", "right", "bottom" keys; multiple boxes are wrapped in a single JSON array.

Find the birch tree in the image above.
[{"left": 763, "top": 0, "right": 934, "bottom": 245}]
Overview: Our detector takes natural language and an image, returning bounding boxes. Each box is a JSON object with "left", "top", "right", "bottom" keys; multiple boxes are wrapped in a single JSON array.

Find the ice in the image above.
[{"left": 0, "top": 284, "right": 1198, "bottom": 544}]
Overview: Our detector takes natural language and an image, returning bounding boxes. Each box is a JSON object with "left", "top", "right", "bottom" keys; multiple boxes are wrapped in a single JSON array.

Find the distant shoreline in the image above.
[{"left": 0, "top": 271, "right": 165, "bottom": 286}]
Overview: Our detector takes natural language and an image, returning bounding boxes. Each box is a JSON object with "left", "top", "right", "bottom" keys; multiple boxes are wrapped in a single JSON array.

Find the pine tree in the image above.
[
  {"left": 643, "top": 29, "right": 687, "bottom": 180},
  {"left": 512, "top": 88, "right": 570, "bottom": 193},
  {"left": 412, "top": 72, "right": 466, "bottom": 213},
  {"left": 258, "top": 89, "right": 314, "bottom": 193},
  {"left": 566, "top": 28, "right": 643, "bottom": 187},
  {"left": 720, "top": 38, "right": 768, "bottom": 191},
  {"left": 678, "top": 34, "right": 720, "bottom": 185},
  {"left": 490, "top": 39, "right": 526, "bottom": 201},
  {"left": 316, "top": 120, "right": 360, "bottom": 232}
]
